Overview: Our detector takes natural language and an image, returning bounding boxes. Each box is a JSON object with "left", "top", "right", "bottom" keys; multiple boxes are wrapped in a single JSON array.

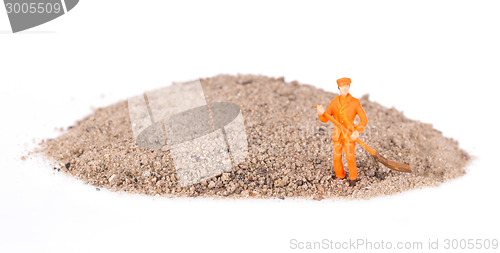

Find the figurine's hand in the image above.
[
  {"left": 350, "top": 130, "right": 359, "bottom": 140},
  {"left": 316, "top": 105, "right": 325, "bottom": 115}
]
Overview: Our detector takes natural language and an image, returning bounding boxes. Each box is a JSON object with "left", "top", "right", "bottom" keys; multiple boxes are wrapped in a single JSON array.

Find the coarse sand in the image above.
[{"left": 35, "top": 74, "right": 471, "bottom": 200}]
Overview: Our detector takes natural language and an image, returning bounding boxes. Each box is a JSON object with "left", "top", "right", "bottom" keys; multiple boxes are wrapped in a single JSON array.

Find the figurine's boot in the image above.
[
  {"left": 348, "top": 179, "right": 359, "bottom": 187},
  {"left": 332, "top": 141, "right": 346, "bottom": 179},
  {"left": 345, "top": 141, "right": 358, "bottom": 181}
]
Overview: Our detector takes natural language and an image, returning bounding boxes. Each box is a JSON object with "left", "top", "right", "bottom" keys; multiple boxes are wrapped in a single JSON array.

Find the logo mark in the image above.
[
  {"left": 4, "top": 0, "right": 79, "bottom": 33},
  {"left": 128, "top": 80, "right": 249, "bottom": 186}
]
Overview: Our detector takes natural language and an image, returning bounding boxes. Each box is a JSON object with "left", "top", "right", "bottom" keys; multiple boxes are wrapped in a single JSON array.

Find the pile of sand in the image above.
[{"left": 36, "top": 74, "right": 470, "bottom": 200}]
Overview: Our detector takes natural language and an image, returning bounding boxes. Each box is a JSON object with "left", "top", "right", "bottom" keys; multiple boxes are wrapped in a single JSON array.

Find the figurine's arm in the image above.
[
  {"left": 354, "top": 100, "right": 368, "bottom": 134},
  {"left": 318, "top": 102, "right": 333, "bottom": 123}
]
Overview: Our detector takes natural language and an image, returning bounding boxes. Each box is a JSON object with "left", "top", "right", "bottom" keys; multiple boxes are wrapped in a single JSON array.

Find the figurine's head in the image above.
[{"left": 337, "top": 77, "right": 351, "bottom": 97}]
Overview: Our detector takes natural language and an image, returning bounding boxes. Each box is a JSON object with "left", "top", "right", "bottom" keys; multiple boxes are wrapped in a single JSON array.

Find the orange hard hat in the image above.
[{"left": 337, "top": 77, "right": 351, "bottom": 87}]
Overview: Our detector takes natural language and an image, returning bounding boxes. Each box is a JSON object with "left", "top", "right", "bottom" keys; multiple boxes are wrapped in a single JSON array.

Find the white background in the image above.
[{"left": 1, "top": 1, "right": 499, "bottom": 252}]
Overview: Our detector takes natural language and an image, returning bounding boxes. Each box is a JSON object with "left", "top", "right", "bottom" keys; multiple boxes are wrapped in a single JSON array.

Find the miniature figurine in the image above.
[
  {"left": 315, "top": 78, "right": 412, "bottom": 187},
  {"left": 316, "top": 78, "right": 367, "bottom": 186}
]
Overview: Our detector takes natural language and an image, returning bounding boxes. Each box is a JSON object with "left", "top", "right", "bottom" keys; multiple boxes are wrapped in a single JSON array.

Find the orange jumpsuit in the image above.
[{"left": 318, "top": 93, "right": 368, "bottom": 180}]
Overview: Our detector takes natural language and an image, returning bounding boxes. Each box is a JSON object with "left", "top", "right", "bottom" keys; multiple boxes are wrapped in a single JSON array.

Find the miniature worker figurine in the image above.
[{"left": 316, "top": 78, "right": 368, "bottom": 186}]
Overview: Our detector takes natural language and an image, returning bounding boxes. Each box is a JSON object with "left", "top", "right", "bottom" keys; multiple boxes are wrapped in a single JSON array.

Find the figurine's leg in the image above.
[
  {"left": 345, "top": 141, "right": 358, "bottom": 180},
  {"left": 332, "top": 141, "right": 345, "bottom": 179}
]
